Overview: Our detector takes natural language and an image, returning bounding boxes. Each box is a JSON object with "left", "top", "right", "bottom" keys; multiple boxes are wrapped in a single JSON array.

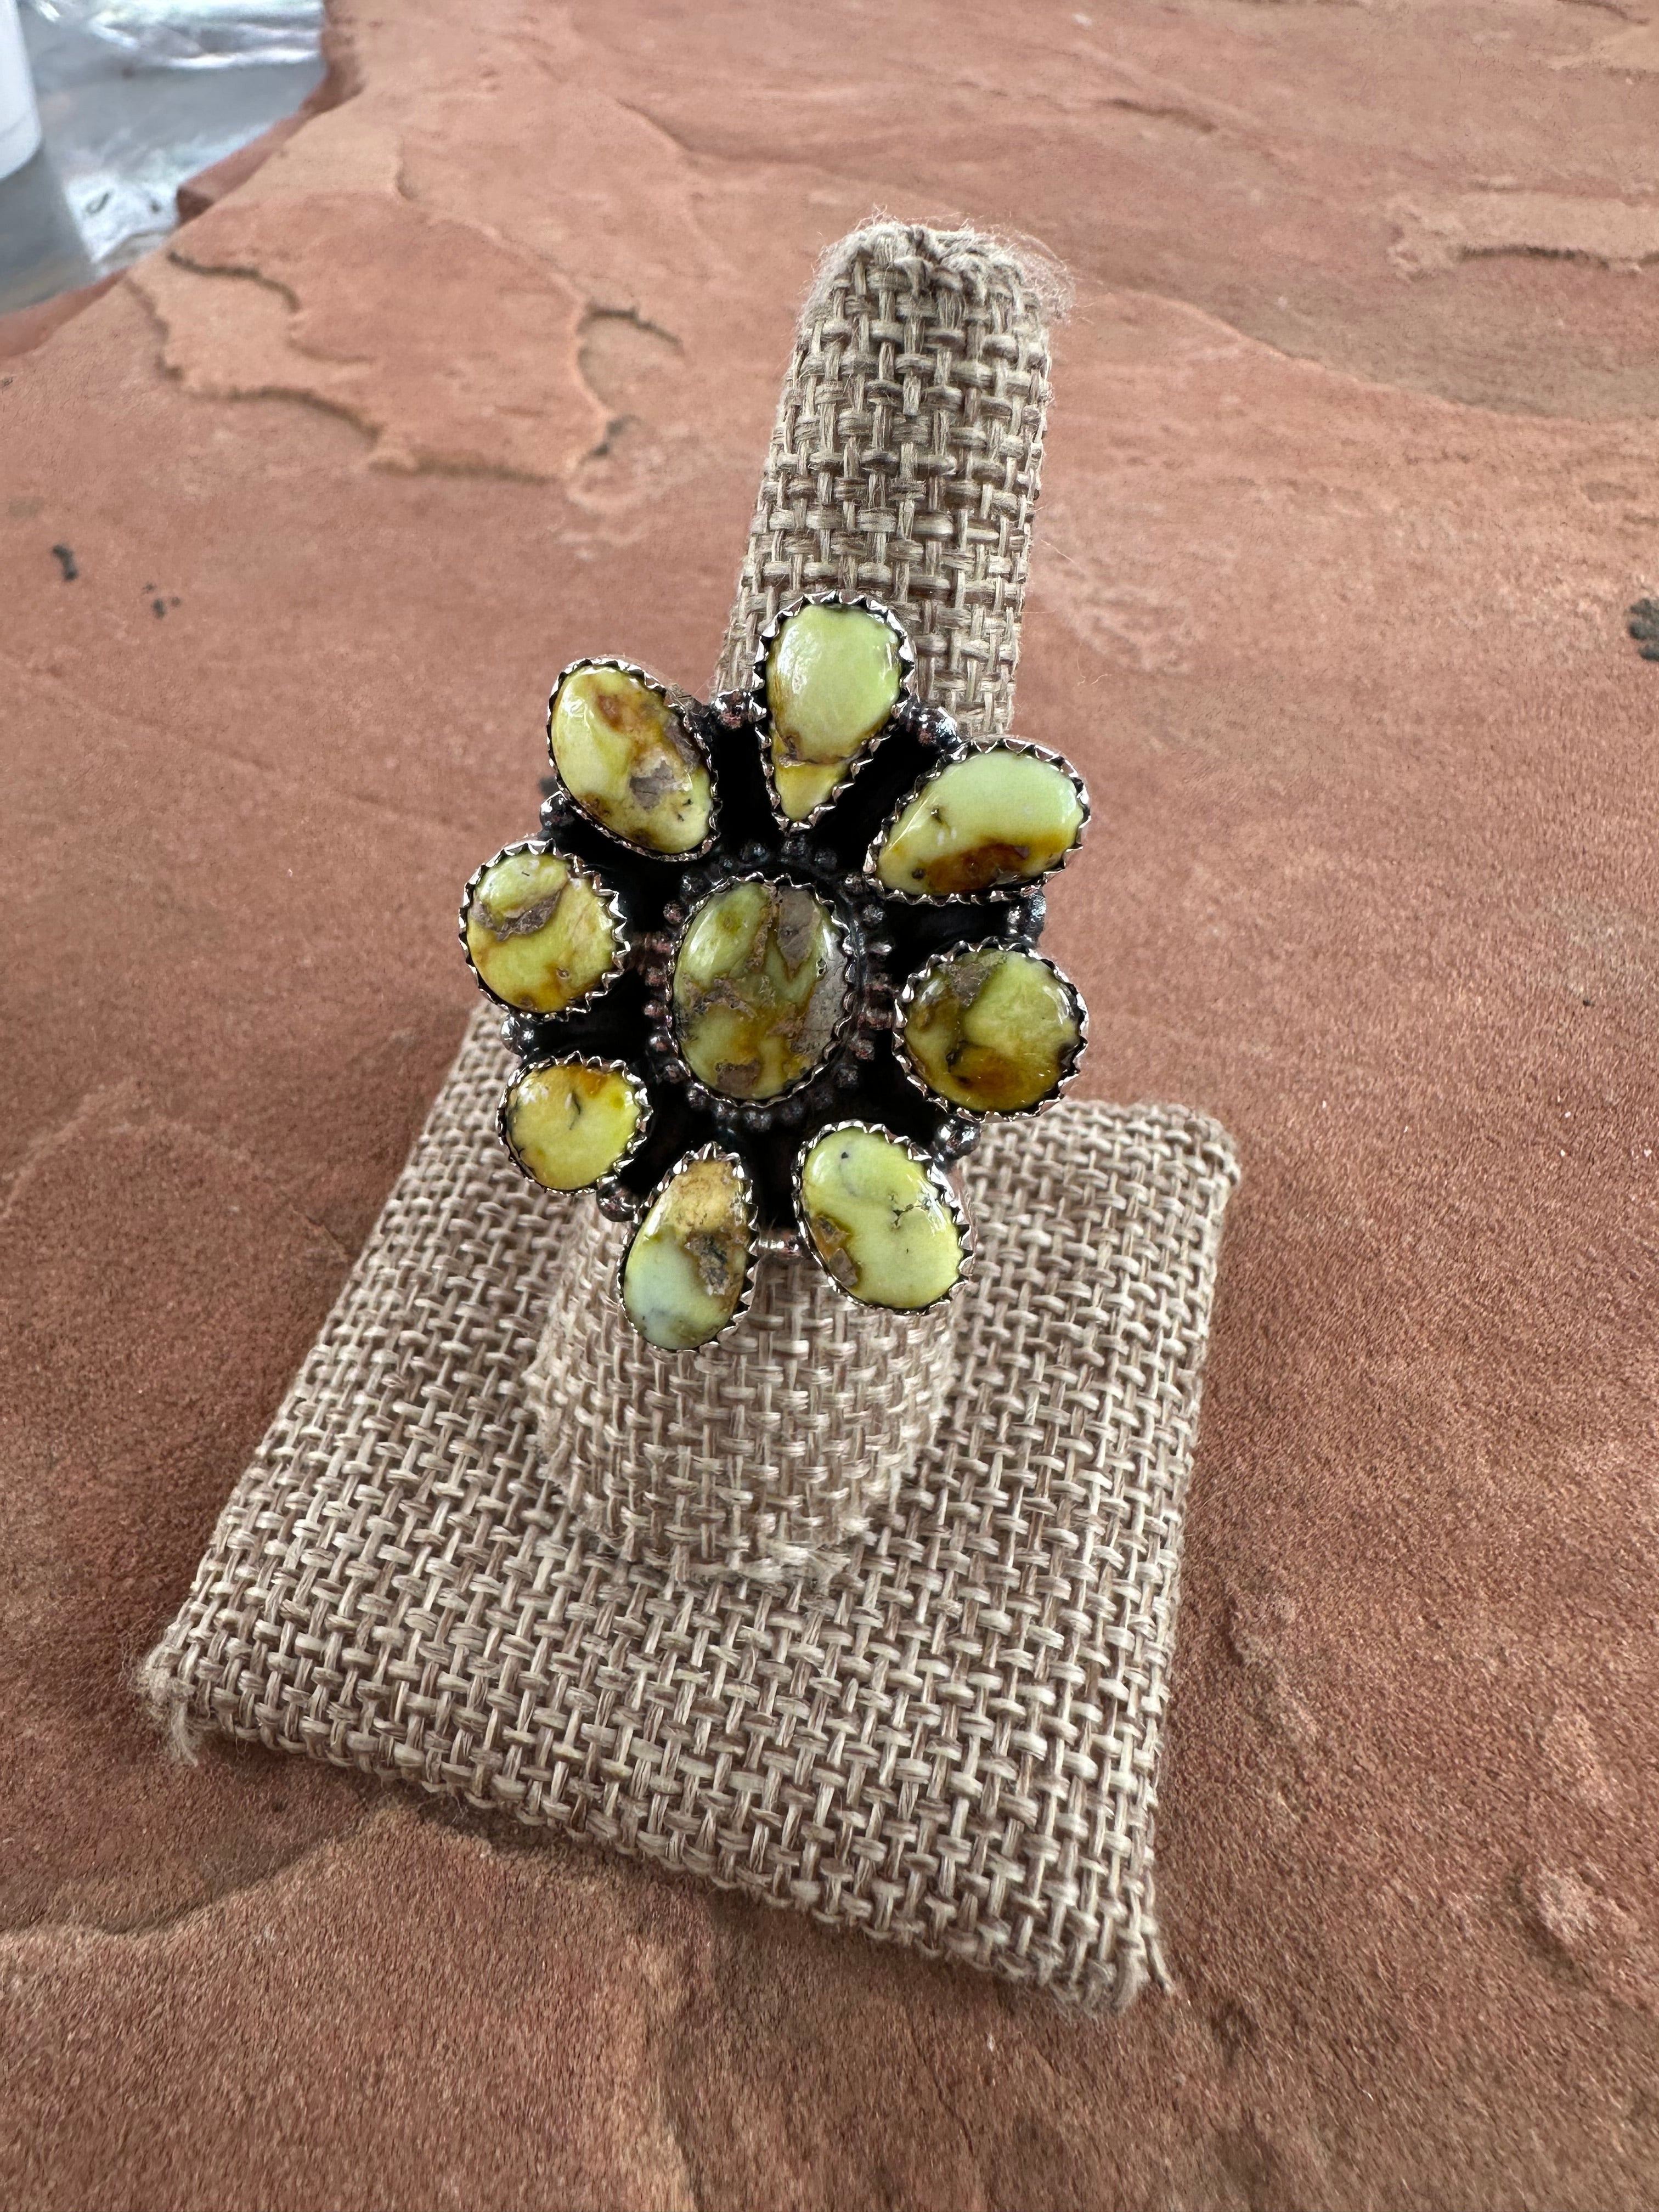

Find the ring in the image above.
[{"left": 459, "top": 591, "right": 1091, "bottom": 1351}]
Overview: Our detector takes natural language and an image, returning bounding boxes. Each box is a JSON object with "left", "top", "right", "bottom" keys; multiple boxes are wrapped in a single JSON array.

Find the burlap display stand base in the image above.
[
  {"left": 143, "top": 222, "right": 1240, "bottom": 2010},
  {"left": 143, "top": 1010, "right": 1238, "bottom": 2012}
]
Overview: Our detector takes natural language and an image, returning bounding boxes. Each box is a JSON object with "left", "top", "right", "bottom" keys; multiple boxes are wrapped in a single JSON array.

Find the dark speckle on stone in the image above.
[
  {"left": 1627, "top": 599, "right": 1659, "bottom": 661},
  {"left": 50, "top": 544, "right": 77, "bottom": 582}
]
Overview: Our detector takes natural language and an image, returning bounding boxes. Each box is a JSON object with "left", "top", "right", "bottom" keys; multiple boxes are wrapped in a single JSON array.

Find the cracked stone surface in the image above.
[{"left": 3, "top": 1, "right": 1658, "bottom": 2206}]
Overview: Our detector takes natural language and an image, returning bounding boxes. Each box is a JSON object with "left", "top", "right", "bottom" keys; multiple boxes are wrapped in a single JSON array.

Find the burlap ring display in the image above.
[
  {"left": 531, "top": 222, "right": 1063, "bottom": 1584},
  {"left": 142, "top": 223, "right": 1240, "bottom": 2013}
]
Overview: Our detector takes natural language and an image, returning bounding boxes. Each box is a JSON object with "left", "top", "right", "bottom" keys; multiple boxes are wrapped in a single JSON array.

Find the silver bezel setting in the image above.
[
  {"left": 892, "top": 940, "right": 1089, "bottom": 1121},
  {"left": 642, "top": 867, "right": 868, "bottom": 1130},
  {"left": 545, "top": 655, "right": 721, "bottom": 861},
  {"left": 617, "top": 1141, "right": 760, "bottom": 1355},
  {"left": 862, "top": 737, "right": 1093, "bottom": 906},
  {"left": 496, "top": 1053, "right": 653, "bottom": 1198},
  {"left": 458, "top": 838, "right": 631, "bottom": 1015},
  {"left": 749, "top": 591, "right": 918, "bottom": 832},
  {"left": 791, "top": 1118, "right": 974, "bottom": 1317}
]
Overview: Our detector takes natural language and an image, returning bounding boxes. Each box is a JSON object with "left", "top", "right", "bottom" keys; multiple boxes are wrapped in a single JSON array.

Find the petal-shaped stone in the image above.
[
  {"left": 673, "top": 879, "right": 847, "bottom": 1099},
  {"left": 797, "top": 1125, "right": 963, "bottom": 1311},
  {"left": 873, "top": 746, "right": 1085, "bottom": 898},
  {"left": 622, "top": 1153, "right": 754, "bottom": 1350},
  {"left": 902, "top": 945, "right": 1082, "bottom": 1114},
  {"left": 503, "top": 1060, "right": 645, "bottom": 1190},
  {"left": 766, "top": 603, "right": 902, "bottom": 820},
  {"left": 550, "top": 662, "right": 712, "bottom": 855},
  {"left": 464, "top": 849, "right": 620, "bottom": 1013}
]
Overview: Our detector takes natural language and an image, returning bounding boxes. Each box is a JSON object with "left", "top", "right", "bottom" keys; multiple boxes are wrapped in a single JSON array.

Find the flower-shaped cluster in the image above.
[{"left": 460, "top": 592, "right": 1090, "bottom": 1352}]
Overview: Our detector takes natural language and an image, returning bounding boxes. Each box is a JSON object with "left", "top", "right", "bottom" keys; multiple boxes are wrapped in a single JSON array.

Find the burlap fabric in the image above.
[
  {"left": 141, "top": 224, "right": 1242, "bottom": 2011},
  {"left": 142, "top": 1010, "right": 1237, "bottom": 2011},
  {"left": 531, "top": 1225, "right": 954, "bottom": 1585},
  {"left": 712, "top": 221, "right": 1059, "bottom": 725}
]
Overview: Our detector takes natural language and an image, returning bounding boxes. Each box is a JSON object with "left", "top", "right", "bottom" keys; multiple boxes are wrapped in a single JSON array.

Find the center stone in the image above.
[{"left": 672, "top": 879, "right": 849, "bottom": 1101}]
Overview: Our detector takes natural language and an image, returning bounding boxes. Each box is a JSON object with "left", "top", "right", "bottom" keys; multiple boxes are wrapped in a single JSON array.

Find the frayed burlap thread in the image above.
[{"left": 143, "top": 1010, "right": 1238, "bottom": 2013}]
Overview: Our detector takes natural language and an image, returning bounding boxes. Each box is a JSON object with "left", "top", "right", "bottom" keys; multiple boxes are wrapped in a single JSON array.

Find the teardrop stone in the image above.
[
  {"left": 873, "top": 746, "right": 1085, "bottom": 898},
  {"left": 550, "top": 663, "right": 712, "bottom": 855},
  {"left": 673, "top": 879, "right": 847, "bottom": 1099},
  {"left": 797, "top": 1125, "right": 963, "bottom": 1311},
  {"left": 464, "top": 850, "right": 620, "bottom": 1014},
  {"left": 503, "top": 1060, "right": 645, "bottom": 1190},
  {"left": 902, "top": 945, "right": 1082, "bottom": 1114},
  {"left": 622, "top": 1154, "right": 754, "bottom": 1350},
  {"left": 766, "top": 603, "right": 901, "bottom": 820}
]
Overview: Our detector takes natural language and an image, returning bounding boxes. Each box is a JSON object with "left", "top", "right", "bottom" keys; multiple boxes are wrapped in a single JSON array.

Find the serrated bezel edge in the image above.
[
  {"left": 496, "top": 1053, "right": 654, "bottom": 1197},
  {"left": 750, "top": 591, "right": 919, "bottom": 833},
  {"left": 459, "top": 837, "right": 631, "bottom": 1015},
  {"left": 545, "top": 655, "right": 722, "bottom": 861},
  {"left": 644, "top": 867, "right": 865, "bottom": 1122},
  {"left": 891, "top": 940, "right": 1089, "bottom": 1121}
]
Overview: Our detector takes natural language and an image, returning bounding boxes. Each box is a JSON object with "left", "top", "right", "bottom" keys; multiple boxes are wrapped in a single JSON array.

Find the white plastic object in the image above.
[{"left": 0, "top": 0, "right": 42, "bottom": 180}]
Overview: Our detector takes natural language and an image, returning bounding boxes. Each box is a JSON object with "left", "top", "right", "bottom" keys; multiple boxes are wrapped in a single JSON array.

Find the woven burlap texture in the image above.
[
  {"left": 547, "top": 219, "right": 1060, "bottom": 1557},
  {"left": 713, "top": 222, "right": 1055, "bottom": 727},
  {"left": 142, "top": 1008, "right": 1238, "bottom": 2012},
  {"left": 531, "top": 1221, "right": 955, "bottom": 1585}
]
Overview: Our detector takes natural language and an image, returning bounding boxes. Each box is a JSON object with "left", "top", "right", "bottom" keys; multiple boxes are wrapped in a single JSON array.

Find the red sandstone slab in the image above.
[{"left": 3, "top": 3, "right": 1657, "bottom": 2207}]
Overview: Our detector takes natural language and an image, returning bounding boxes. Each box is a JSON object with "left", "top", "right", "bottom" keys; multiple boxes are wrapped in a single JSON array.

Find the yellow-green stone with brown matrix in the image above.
[
  {"left": 903, "top": 946, "right": 1081, "bottom": 1114},
  {"left": 622, "top": 1155, "right": 753, "bottom": 1350},
  {"left": 766, "top": 603, "right": 901, "bottom": 820},
  {"left": 798, "top": 1125, "right": 962, "bottom": 1310},
  {"left": 465, "top": 850, "right": 619, "bottom": 1014},
  {"left": 674, "top": 879, "right": 847, "bottom": 1099},
  {"left": 874, "top": 746, "right": 1085, "bottom": 898},
  {"left": 550, "top": 663, "right": 712, "bottom": 854},
  {"left": 504, "top": 1061, "right": 644, "bottom": 1190}
]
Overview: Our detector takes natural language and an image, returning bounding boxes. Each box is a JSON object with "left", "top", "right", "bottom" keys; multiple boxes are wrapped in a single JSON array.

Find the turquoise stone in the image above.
[
  {"left": 673, "top": 878, "right": 847, "bottom": 1100},
  {"left": 549, "top": 662, "right": 713, "bottom": 855},
  {"left": 622, "top": 1153, "right": 754, "bottom": 1350},
  {"left": 797, "top": 1124, "right": 963, "bottom": 1310},
  {"left": 902, "top": 945, "right": 1082, "bottom": 1114},
  {"left": 464, "top": 849, "right": 620, "bottom": 1014},
  {"left": 873, "top": 746, "right": 1086, "bottom": 898},
  {"left": 766, "top": 602, "right": 902, "bottom": 820},
  {"left": 503, "top": 1060, "right": 645, "bottom": 1190}
]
